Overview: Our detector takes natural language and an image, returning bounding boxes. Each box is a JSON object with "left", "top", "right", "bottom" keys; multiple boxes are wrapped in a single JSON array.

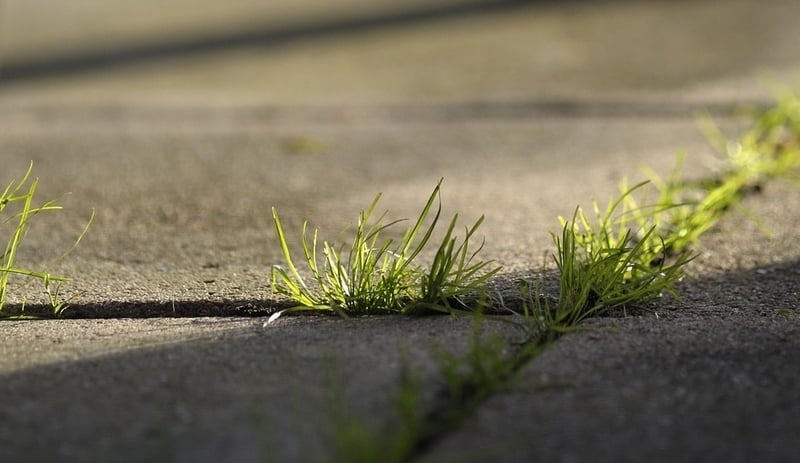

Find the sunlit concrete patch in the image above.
[{"left": 0, "top": 317, "right": 257, "bottom": 373}]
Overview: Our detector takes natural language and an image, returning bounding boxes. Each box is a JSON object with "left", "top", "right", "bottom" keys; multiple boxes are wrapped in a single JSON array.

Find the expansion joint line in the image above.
[{"left": 403, "top": 329, "right": 555, "bottom": 462}]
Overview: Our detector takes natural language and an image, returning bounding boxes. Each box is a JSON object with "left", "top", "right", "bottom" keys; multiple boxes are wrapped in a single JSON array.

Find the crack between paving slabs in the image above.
[{"left": 401, "top": 317, "right": 555, "bottom": 462}]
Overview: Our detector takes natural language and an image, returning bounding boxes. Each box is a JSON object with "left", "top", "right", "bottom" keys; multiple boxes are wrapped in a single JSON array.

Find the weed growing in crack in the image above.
[
  {"left": 639, "top": 153, "right": 741, "bottom": 255},
  {"left": 270, "top": 179, "right": 499, "bottom": 317},
  {"left": 648, "top": 90, "right": 800, "bottom": 252},
  {"left": 0, "top": 163, "right": 92, "bottom": 318},
  {"left": 632, "top": 91, "right": 800, "bottom": 258},
  {"left": 547, "top": 184, "right": 694, "bottom": 330},
  {"left": 325, "top": 313, "right": 535, "bottom": 463},
  {"left": 525, "top": 91, "right": 800, "bottom": 332},
  {"left": 410, "top": 213, "right": 499, "bottom": 314},
  {"left": 704, "top": 88, "right": 800, "bottom": 185},
  {"left": 328, "top": 362, "right": 422, "bottom": 463},
  {"left": 433, "top": 315, "right": 518, "bottom": 416}
]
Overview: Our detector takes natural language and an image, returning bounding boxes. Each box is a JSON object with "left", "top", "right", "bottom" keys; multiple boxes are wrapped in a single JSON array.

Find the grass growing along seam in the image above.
[
  {"left": 702, "top": 87, "right": 800, "bottom": 186},
  {"left": 270, "top": 179, "right": 499, "bottom": 318},
  {"left": 356, "top": 92, "right": 800, "bottom": 460},
  {"left": 650, "top": 89, "right": 800, "bottom": 251},
  {"left": 0, "top": 163, "right": 92, "bottom": 318},
  {"left": 525, "top": 90, "right": 800, "bottom": 335},
  {"left": 273, "top": 92, "right": 800, "bottom": 462},
  {"left": 558, "top": 181, "right": 694, "bottom": 322},
  {"left": 327, "top": 313, "right": 541, "bottom": 463}
]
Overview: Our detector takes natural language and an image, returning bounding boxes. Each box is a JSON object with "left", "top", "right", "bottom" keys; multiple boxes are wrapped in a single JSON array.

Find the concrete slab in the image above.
[{"left": 0, "top": 0, "right": 798, "bottom": 462}]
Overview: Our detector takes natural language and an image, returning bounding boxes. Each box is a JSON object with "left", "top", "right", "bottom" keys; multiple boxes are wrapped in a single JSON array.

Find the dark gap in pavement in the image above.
[
  {"left": 0, "top": 268, "right": 558, "bottom": 320},
  {"left": 405, "top": 327, "right": 548, "bottom": 461},
  {"left": 3, "top": 258, "right": 797, "bottom": 321},
  {"left": 1, "top": 299, "right": 291, "bottom": 319},
  {"left": 381, "top": 100, "right": 768, "bottom": 121},
  {"left": 2, "top": 99, "right": 772, "bottom": 124}
]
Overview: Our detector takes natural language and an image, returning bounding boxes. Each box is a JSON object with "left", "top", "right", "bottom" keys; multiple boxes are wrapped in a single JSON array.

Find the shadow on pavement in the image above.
[
  {"left": 0, "top": 0, "right": 613, "bottom": 84},
  {"left": 0, "top": 259, "right": 796, "bottom": 463}
]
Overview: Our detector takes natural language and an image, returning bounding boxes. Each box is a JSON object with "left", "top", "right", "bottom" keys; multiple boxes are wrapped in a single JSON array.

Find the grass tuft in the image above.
[
  {"left": 270, "top": 179, "right": 499, "bottom": 317},
  {"left": 526, "top": 90, "right": 800, "bottom": 333},
  {"left": 542, "top": 182, "right": 694, "bottom": 330},
  {"left": 647, "top": 89, "right": 800, "bottom": 254},
  {"left": 0, "top": 163, "right": 92, "bottom": 318}
]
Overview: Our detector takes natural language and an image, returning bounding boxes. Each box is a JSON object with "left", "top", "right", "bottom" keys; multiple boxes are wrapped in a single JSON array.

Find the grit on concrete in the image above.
[{"left": 1, "top": 0, "right": 800, "bottom": 462}]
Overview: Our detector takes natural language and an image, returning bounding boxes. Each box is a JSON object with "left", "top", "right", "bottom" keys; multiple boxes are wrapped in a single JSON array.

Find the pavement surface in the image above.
[{"left": 1, "top": 0, "right": 799, "bottom": 462}]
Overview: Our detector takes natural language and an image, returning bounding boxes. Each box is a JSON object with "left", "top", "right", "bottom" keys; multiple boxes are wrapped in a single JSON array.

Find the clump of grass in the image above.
[
  {"left": 412, "top": 213, "right": 498, "bottom": 314},
  {"left": 0, "top": 163, "right": 92, "bottom": 318},
  {"left": 646, "top": 90, "right": 800, "bottom": 253},
  {"left": 270, "top": 179, "right": 499, "bottom": 317},
  {"left": 538, "top": 182, "right": 694, "bottom": 331},
  {"left": 528, "top": 90, "right": 800, "bottom": 333},
  {"left": 641, "top": 153, "right": 743, "bottom": 255},
  {"left": 280, "top": 135, "right": 325, "bottom": 155},
  {"left": 704, "top": 87, "right": 800, "bottom": 185}
]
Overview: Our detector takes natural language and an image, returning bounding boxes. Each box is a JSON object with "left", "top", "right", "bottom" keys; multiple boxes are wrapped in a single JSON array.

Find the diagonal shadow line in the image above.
[
  {"left": 0, "top": 0, "right": 576, "bottom": 84},
  {"left": 1, "top": 98, "right": 772, "bottom": 124}
]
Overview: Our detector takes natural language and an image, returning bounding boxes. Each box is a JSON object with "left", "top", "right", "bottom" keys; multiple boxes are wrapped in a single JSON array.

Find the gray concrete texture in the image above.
[{"left": 0, "top": 0, "right": 799, "bottom": 461}]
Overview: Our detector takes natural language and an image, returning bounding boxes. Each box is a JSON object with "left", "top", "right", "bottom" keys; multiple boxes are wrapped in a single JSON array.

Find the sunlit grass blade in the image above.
[
  {"left": 410, "top": 214, "right": 500, "bottom": 314},
  {"left": 0, "top": 163, "right": 91, "bottom": 317}
]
